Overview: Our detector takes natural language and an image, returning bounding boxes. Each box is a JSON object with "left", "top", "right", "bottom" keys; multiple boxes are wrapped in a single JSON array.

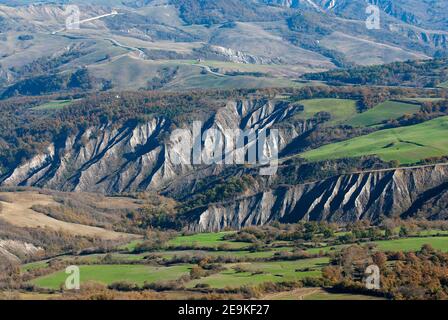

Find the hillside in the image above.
[
  {"left": 304, "top": 58, "right": 448, "bottom": 87},
  {"left": 0, "top": 188, "right": 147, "bottom": 266},
  {"left": 0, "top": 191, "right": 134, "bottom": 240},
  {"left": 0, "top": 0, "right": 447, "bottom": 95},
  {"left": 0, "top": 86, "right": 443, "bottom": 193},
  {"left": 2, "top": 1, "right": 448, "bottom": 303},
  {"left": 189, "top": 163, "right": 448, "bottom": 231},
  {"left": 302, "top": 116, "right": 448, "bottom": 164},
  {"left": 0, "top": 85, "right": 446, "bottom": 233}
]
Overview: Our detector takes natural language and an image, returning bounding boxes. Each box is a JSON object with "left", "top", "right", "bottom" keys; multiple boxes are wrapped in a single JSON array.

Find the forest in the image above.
[{"left": 303, "top": 58, "right": 448, "bottom": 88}]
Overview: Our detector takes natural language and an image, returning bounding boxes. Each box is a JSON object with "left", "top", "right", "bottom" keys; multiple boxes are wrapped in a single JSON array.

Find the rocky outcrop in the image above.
[
  {"left": 189, "top": 164, "right": 448, "bottom": 231},
  {"left": 0, "top": 240, "right": 43, "bottom": 263},
  {"left": 0, "top": 66, "right": 13, "bottom": 87},
  {"left": 388, "top": 24, "right": 448, "bottom": 49},
  {"left": 206, "top": 45, "right": 282, "bottom": 65},
  {"left": 0, "top": 99, "right": 312, "bottom": 193},
  {"left": 261, "top": 0, "right": 300, "bottom": 8},
  {"left": 262, "top": 0, "right": 322, "bottom": 10}
]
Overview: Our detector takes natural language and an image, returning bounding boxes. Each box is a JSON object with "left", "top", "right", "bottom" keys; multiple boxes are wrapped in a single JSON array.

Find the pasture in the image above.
[
  {"left": 167, "top": 232, "right": 250, "bottom": 249},
  {"left": 187, "top": 258, "right": 329, "bottom": 289},
  {"left": 346, "top": 100, "right": 421, "bottom": 127},
  {"left": 32, "top": 264, "right": 193, "bottom": 290},
  {"left": 295, "top": 98, "right": 358, "bottom": 125},
  {"left": 301, "top": 116, "right": 448, "bottom": 164},
  {"left": 373, "top": 236, "right": 448, "bottom": 252}
]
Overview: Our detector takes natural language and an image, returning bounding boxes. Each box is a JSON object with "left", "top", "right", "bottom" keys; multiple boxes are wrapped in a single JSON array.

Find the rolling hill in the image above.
[
  {"left": 0, "top": 0, "right": 447, "bottom": 95},
  {"left": 302, "top": 115, "right": 448, "bottom": 164},
  {"left": 3, "top": 0, "right": 448, "bottom": 303}
]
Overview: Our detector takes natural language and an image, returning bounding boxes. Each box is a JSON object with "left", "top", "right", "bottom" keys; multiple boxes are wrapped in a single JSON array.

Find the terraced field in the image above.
[
  {"left": 165, "top": 70, "right": 303, "bottom": 91},
  {"left": 301, "top": 116, "right": 448, "bottom": 164}
]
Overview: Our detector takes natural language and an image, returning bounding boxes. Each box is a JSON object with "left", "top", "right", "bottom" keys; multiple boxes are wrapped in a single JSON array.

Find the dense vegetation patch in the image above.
[
  {"left": 171, "top": 0, "right": 287, "bottom": 25},
  {"left": 304, "top": 59, "right": 448, "bottom": 88}
]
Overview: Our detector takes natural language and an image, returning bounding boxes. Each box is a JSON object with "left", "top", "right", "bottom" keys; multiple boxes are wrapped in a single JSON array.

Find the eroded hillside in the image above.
[{"left": 189, "top": 164, "right": 448, "bottom": 231}]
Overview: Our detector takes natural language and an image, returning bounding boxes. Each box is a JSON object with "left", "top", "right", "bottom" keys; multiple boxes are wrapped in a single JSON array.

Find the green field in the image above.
[
  {"left": 90, "top": 253, "right": 149, "bottom": 262},
  {"left": 118, "top": 239, "right": 144, "bottom": 251},
  {"left": 347, "top": 100, "right": 421, "bottom": 127},
  {"left": 31, "top": 258, "right": 328, "bottom": 291},
  {"left": 417, "top": 230, "right": 448, "bottom": 236},
  {"left": 187, "top": 258, "right": 329, "bottom": 289},
  {"left": 21, "top": 261, "right": 49, "bottom": 273},
  {"left": 306, "top": 236, "right": 448, "bottom": 255},
  {"left": 295, "top": 98, "right": 358, "bottom": 125},
  {"left": 32, "top": 100, "right": 74, "bottom": 111},
  {"left": 68, "top": 248, "right": 293, "bottom": 263},
  {"left": 26, "top": 232, "right": 448, "bottom": 294},
  {"left": 32, "top": 264, "right": 193, "bottom": 290},
  {"left": 373, "top": 236, "right": 448, "bottom": 252},
  {"left": 401, "top": 97, "right": 444, "bottom": 103},
  {"left": 301, "top": 116, "right": 448, "bottom": 164},
  {"left": 167, "top": 232, "right": 249, "bottom": 249},
  {"left": 157, "top": 247, "right": 293, "bottom": 260},
  {"left": 167, "top": 73, "right": 303, "bottom": 90}
]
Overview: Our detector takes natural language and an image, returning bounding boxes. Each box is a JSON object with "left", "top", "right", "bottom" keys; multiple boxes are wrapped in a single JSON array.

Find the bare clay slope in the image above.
[
  {"left": 0, "top": 99, "right": 311, "bottom": 193},
  {"left": 189, "top": 164, "right": 448, "bottom": 231}
]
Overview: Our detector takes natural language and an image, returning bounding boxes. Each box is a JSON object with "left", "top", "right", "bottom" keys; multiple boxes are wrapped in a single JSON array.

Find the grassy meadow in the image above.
[
  {"left": 306, "top": 236, "right": 448, "bottom": 255},
  {"left": 32, "top": 264, "right": 193, "bottom": 290},
  {"left": 295, "top": 98, "right": 358, "bottom": 125},
  {"left": 167, "top": 231, "right": 250, "bottom": 249},
  {"left": 28, "top": 230, "right": 448, "bottom": 293},
  {"left": 301, "top": 116, "right": 448, "bottom": 164},
  {"left": 346, "top": 100, "right": 421, "bottom": 127},
  {"left": 186, "top": 258, "right": 329, "bottom": 289}
]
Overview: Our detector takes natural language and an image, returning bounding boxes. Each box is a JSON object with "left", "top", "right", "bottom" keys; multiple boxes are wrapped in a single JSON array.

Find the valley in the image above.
[
  {"left": 1, "top": 0, "right": 448, "bottom": 94},
  {"left": 1, "top": 0, "right": 448, "bottom": 303},
  {"left": 9, "top": 216, "right": 448, "bottom": 300}
]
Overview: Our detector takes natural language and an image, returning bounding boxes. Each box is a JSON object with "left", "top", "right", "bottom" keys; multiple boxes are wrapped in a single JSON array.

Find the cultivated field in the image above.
[
  {"left": 167, "top": 232, "right": 250, "bottom": 249},
  {"left": 186, "top": 258, "right": 328, "bottom": 289},
  {"left": 25, "top": 228, "right": 448, "bottom": 299}
]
